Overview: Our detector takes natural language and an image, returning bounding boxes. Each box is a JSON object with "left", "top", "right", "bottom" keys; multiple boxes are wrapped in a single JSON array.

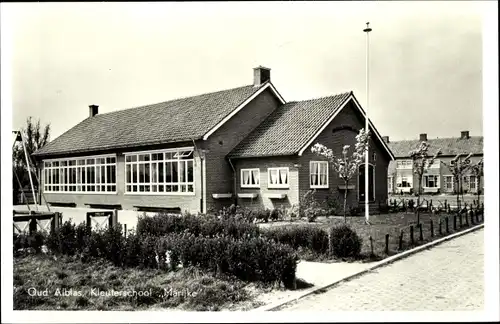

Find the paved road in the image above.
[{"left": 280, "top": 229, "right": 484, "bottom": 311}]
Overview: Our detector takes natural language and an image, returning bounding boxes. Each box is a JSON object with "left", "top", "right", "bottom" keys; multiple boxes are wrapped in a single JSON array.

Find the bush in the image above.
[
  {"left": 136, "top": 213, "right": 260, "bottom": 239},
  {"left": 263, "top": 226, "right": 329, "bottom": 254},
  {"left": 153, "top": 232, "right": 298, "bottom": 287},
  {"left": 300, "top": 190, "right": 327, "bottom": 222},
  {"left": 13, "top": 232, "right": 46, "bottom": 254},
  {"left": 46, "top": 220, "right": 78, "bottom": 255},
  {"left": 329, "top": 225, "right": 362, "bottom": 258}
]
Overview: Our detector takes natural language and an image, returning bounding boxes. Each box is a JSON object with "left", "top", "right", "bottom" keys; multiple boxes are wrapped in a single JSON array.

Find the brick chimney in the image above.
[
  {"left": 253, "top": 66, "right": 271, "bottom": 87},
  {"left": 419, "top": 133, "right": 427, "bottom": 141},
  {"left": 382, "top": 136, "right": 390, "bottom": 143},
  {"left": 460, "top": 130, "right": 470, "bottom": 139},
  {"left": 89, "top": 105, "right": 99, "bottom": 117}
]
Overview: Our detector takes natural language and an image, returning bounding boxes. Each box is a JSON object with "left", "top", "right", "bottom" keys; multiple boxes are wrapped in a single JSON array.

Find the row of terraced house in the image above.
[{"left": 385, "top": 132, "right": 483, "bottom": 195}]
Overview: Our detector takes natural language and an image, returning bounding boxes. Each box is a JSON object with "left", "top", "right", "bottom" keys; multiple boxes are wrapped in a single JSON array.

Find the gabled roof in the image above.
[
  {"left": 34, "top": 82, "right": 284, "bottom": 157},
  {"left": 228, "top": 92, "right": 395, "bottom": 160},
  {"left": 387, "top": 136, "right": 483, "bottom": 158}
]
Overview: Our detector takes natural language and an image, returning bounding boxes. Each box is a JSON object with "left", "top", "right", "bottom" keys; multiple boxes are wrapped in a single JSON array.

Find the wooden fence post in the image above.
[
  {"left": 385, "top": 234, "right": 389, "bottom": 254},
  {"left": 399, "top": 230, "right": 404, "bottom": 250},
  {"left": 419, "top": 223, "right": 423, "bottom": 241},
  {"left": 123, "top": 224, "right": 127, "bottom": 238},
  {"left": 445, "top": 216, "right": 449, "bottom": 233},
  {"left": 369, "top": 236, "right": 374, "bottom": 256},
  {"left": 464, "top": 210, "right": 469, "bottom": 227},
  {"left": 475, "top": 210, "right": 479, "bottom": 223},
  {"left": 430, "top": 219, "right": 434, "bottom": 237},
  {"left": 459, "top": 211, "right": 463, "bottom": 227},
  {"left": 444, "top": 200, "right": 447, "bottom": 211},
  {"left": 453, "top": 215, "right": 457, "bottom": 230},
  {"left": 410, "top": 226, "right": 414, "bottom": 245}
]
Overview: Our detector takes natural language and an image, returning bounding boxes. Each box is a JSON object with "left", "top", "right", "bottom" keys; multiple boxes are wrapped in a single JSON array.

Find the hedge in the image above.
[{"left": 262, "top": 225, "right": 329, "bottom": 254}]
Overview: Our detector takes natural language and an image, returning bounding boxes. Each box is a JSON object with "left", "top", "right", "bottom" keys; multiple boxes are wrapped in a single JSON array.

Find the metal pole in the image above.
[
  {"left": 364, "top": 22, "right": 372, "bottom": 224},
  {"left": 19, "top": 131, "right": 38, "bottom": 211}
]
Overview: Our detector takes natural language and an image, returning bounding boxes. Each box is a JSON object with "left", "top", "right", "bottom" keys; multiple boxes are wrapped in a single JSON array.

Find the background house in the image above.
[
  {"left": 33, "top": 66, "right": 394, "bottom": 214},
  {"left": 386, "top": 132, "right": 483, "bottom": 195}
]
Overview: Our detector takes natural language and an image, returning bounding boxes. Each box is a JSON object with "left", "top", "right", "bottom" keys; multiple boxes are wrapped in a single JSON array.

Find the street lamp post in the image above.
[{"left": 363, "top": 22, "right": 372, "bottom": 224}]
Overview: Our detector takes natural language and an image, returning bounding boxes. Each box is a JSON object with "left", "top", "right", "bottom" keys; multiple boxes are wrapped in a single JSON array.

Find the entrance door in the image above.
[{"left": 358, "top": 164, "right": 375, "bottom": 202}]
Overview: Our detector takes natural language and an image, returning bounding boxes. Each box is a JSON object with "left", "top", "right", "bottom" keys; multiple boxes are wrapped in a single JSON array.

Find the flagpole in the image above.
[{"left": 363, "top": 22, "right": 372, "bottom": 224}]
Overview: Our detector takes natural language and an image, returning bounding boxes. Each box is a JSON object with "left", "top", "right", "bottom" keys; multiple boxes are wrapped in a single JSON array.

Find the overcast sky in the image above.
[{"left": 7, "top": 1, "right": 483, "bottom": 142}]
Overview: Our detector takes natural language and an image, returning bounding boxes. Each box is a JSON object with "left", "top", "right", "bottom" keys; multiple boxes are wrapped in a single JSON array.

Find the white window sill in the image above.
[
  {"left": 267, "top": 185, "right": 289, "bottom": 189},
  {"left": 237, "top": 193, "right": 259, "bottom": 199},
  {"left": 45, "top": 191, "right": 118, "bottom": 195},
  {"left": 241, "top": 185, "right": 260, "bottom": 189},
  {"left": 125, "top": 192, "right": 196, "bottom": 196},
  {"left": 212, "top": 193, "right": 233, "bottom": 199},
  {"left": 311, "top": 185, "right": 329, "bottom": 189},
  {"left": 264, "top": 193, "right": 287, "bottom": 199}
]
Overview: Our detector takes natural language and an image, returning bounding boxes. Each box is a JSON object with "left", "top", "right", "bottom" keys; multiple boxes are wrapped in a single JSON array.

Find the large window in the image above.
[
  {"left": 423, "top": 175, "right": 439, "bottom": 188},
  {"left": 444, "top": 175, "right": 454, "bottom": 191},
  {"left": 396, "top": 176, "right": 412, "bottom": 188},
  {"left": 396, "top": 160, "right": 412, "bottom": 169},
  {"left": 43, "top": 155, "right": 116, "bottom": 193},
  {"left": 268, "top": 167, "right": 289, "bottom": 188},
  {"left": 125, "top": 148, "right": 194, "bottom": 194},
  {"left": 469, "top": 175, "right": 477, "bottom": 191},
  {"left": 310, "top": 161, "right": 328, "bottom": 188},
  {"left": 241, "top": 169, "right": 260, "bottom": 188}
]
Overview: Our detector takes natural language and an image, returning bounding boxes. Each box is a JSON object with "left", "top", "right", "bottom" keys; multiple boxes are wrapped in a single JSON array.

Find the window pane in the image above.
[
  {"left": 188, "top": 184, "right": 194, "bottom": 192},
  {"left": 132, "top": 165, "right": 137, "bottom": 182},
  {"left": 96, "top": 167, "right": 101, "bottom": 184},
  {"left": 101, "top": 166, "right": 106, "bottom": 183},
  {"left": 159, "top": 163, "right": 164, "bottom": 184},
  {"left": 187, "top": 161, "right": 194, "bottom": 182},
  {"left": 179, "top": 162, "right": 185, "bottom": 182},
  {"left": 172, "top": 162, "right": 178, "bottom": 183},
  {"left": 126, "top": 165, "right": 131, "bottom": 183},
  {"left": 144, "top": 163, "right": 150, "bottom": 183},
  {"left": 166, "top": 161, "right": 173, "bottom": 182},
  {"left": 242, "top": 170, "right": 249, "bottom": 185},
  {"left": 252, "top": 170, "right": 259, "bottom": 185},
  {"left": 109, "top": 165, "right": 116, "bottom": 183},
  {"left": 279, "top": 169, "right": 288, "bottom": 184},
  {"left": 269, "top": 169, "right": 278, "bottom": 184},
  {"left": 152, "top": 163, "right": 157, "bottom": 183}
]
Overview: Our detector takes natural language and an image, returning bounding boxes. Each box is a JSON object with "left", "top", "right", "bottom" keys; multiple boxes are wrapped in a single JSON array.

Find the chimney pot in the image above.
[
  {"left": 382, "top": 136, "right": 390, "bottom": 143},
  {"left": 89, "top": 105, "right": 99, "bottom": 117},
  {"left": 253, "top": 66, "right": 271, "bottom": 87},
  {"left": 419, "top": 133, "right": 427, "bottom": 141},
  {"left": 460, "top": 131, "right": 470, "bottom": 139}
]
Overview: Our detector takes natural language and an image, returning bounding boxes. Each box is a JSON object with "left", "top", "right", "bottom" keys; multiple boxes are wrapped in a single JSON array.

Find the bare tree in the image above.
[
  {"left": 312, "top": 128, "right": 370, "bottom": 223},
  {"left": 440, "top": 153, "right": 473, "bottom": 213},
  {"left": 408, "top": 141, "right": 441, "bottom": 224}
]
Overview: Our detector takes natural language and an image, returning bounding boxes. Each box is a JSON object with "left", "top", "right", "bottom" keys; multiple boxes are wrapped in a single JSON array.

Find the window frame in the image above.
[
  {"left": 423, "top": 175, "right": 440, "bottom": 188},
  {"left": 310, "top": 161, "right": 329, "bottom": 189},
  {"left": 42, "top": 154, "right": 117, "bottom": 194},
  {"left": 240, "top": 168, "right": 260, "bottom": 188},
  {"left": 267, "top": 167, "right": 290, "bottom": 189},
  {"left": 124, "top": 147, "right": 195, "bottom": 196},
  {"left": 443, "top": 175, "right": 454, "bottom": 191}
]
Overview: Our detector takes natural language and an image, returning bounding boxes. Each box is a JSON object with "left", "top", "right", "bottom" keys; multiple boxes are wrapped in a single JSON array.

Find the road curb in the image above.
[{"left": 258, "top": 223, "right": 484, "bottom": 312}]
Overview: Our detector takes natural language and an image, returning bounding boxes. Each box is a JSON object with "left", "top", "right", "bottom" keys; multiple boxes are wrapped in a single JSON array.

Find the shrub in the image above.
[
  {"left": 13, "top": 232, "right": 46, "bottom": 254},
  {"left": 263, "top": 226, "right": 329, "bottom": 254},
  {"left": 136, "top": 213, "right": 260, "bottom": 239},
  {"left": 300, "top": 190, "right": 327, "bottom": 222},
  {"left": 154, "top": 232, "right": 298, "bottom": 287},
  {"left": 349, "top": 207, "right": 361, "bottom": 216},
  {"left": 46, "top": 220, "right": 78, "bottom": 255},
  {"left": 329, "top": 225, "right": 362, "bottom": 258}
]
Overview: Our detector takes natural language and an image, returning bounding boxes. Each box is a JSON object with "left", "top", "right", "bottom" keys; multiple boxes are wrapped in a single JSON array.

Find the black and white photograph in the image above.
[{"left": 1, "top": 1, "right": 498, "bottom": 322}]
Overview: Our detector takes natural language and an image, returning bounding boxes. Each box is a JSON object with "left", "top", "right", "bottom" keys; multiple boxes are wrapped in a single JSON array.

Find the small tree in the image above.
[
  {"left": 441, "top": 153, "right": 473, "bottom": 212},
  {"left": 311, "top": 128, "right": 370, "bottom": 223},
  {"left": 408, "top": 141, "right": 441, "bottom": 224},
  {"left": 470, "top": 158, "right": 484, "bottom": 208}
]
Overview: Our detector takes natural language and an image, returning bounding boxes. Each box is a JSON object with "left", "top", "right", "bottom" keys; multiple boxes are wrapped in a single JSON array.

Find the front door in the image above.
[{"left": 358, "top": 164, "right": 375, "bottom": 202}]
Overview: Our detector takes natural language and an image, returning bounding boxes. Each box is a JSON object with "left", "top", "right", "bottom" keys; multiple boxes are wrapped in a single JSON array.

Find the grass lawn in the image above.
[
  {"left": 13, "top": 254, "right": 267, "bottom": 311},
  {"left": 260, "top": 210, "right": 483, "bottom": 260}
]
